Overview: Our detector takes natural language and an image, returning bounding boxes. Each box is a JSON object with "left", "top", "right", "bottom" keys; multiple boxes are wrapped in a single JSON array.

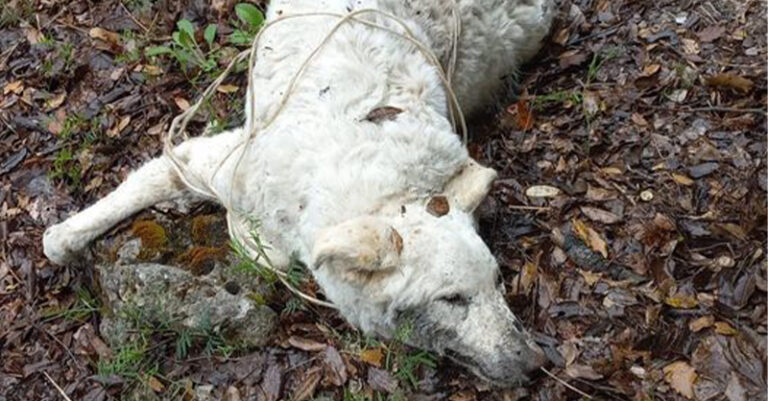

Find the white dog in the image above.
[{"left": 44, "top": 0, "right": 554, "bottom": 386}]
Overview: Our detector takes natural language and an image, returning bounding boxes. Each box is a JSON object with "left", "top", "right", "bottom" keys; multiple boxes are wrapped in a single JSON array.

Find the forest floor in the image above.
[{"left": 0, "top": 0, "right": 766, "bottom": 400}]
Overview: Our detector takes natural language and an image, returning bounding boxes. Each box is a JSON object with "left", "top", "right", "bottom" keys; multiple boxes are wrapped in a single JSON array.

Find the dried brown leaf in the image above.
[
  {"left": 360, "top": 347, "right": 384, "bottom": 367},
  {"left": 689, "top": 316, "right": 715, "bottom": 332},
  {"left": 565, "top": 364, "right": 603, "bottom": 380},
  {"left": 663, "top": 361, "right": 697, "bottom": 399},
  {"left": 526, "top": 185, "right": 561, "bottom": 198},
  {"left": 580, "top": 206, "right": 621, "bottom": 224},
  {"left": 697, "top": 26, "right": 725, "bottom": 42},
  {"left": 706, "top": 74, "right": 754, "bottom": 93},
  {"left": 572, "top": 218, "right": 608, "bottom": 258},
  {"left": 291, "top": 369, "right": 320, "bottom": 401},
  {"left": 288, "top": 336, "right": 326, "bottom": 352},
  {"left": 714, "top": 322, "right": 737, "bottom": 336},
  {"left": 89, "top": 27, "right": 120, "bottom": 45},
  {"left": 324, "top": 346, "right": 348, "bottom": 386}
]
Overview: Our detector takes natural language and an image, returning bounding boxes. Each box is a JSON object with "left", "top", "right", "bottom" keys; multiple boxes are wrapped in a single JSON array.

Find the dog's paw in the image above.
[{"left": 43, "top": 223, "right": 79, "bottom": 265}]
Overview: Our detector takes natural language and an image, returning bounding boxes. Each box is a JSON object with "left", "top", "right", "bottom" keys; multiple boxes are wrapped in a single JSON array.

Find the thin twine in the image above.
[{"left": 162, "top": 5, "right": 464, "bottom": 308}]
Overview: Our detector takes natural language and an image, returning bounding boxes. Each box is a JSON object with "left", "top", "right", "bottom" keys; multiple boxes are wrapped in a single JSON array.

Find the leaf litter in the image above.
[{"left": 0, "top": 0, "right": 766, "bottom": 400}]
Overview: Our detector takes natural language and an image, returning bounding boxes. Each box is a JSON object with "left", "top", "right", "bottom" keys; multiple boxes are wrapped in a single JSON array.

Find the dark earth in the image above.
[{"left": 0, "top": 0, "right": 766, "bottom": 400}]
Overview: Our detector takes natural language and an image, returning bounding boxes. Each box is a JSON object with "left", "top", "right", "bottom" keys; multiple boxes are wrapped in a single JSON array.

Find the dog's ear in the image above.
[
  {"left": 444, "top": 158, "right": 497, "bottom": 213},
  {"left": 311, "top": 216, "right": 403, "bottom": 285}
]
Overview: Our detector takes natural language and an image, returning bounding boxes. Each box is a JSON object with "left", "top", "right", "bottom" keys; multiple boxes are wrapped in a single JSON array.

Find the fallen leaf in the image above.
[
  {"left": 724, "top": 372, "right": 747, "bottom": 401},
  {"left": 714, "top": 322, "right": 737, "bottom": 336},
  {"left": 672, "top": 173, "right": 695, "bottom": 186},
  {"left": 290, "top": 369, "right": 320, "bottom": 401},
  {"left": 586, "top": 185, "right": 617, "bottom": 201},
  {"left": 653, "top": 213, "right": 677, "bottom": 231},
  {"left": 25, "top": 27, "right": 43, "bottom": 44},
  {"left": 3, "top": 80, "right": 23, "bottom": 95},
  {"left": 681, "top": 38, "right": 700, "bottom": 54},
  {"left": 717, "top": 223, "right": 747, "bottom": 241},
  {"left": 89, "top": 27, "right": 120, "bottom": 45},
  {"left": 706, "top": 74, "right": 754, "bottom": 93},
  {"left": 580, "top": 206, "right": 621, "bottom": 224},
  {"left": 217, "top": 84, "right": 240, "bottom": 94},
  {"left": 697, "top": 26, "right": 725, "bottom": 42},
  {"left": 663, "top": 361, "right": 697, "bottom": 399},
  {"left": 665, "top": 294, "right": 699, "bottom": 309},
  {"left": 507, "top": 99, "right": 534, "bottom": 131},
  {"left": 631, "top": 113, "right": 649, "bottom": 126},
  {"left": 107, "top": 115, "right": 131, "bottom": 138},
  {"left": 640, "top": 64, "right": 661, "bottom": 77},
  {"left": 367, "top": 367, "right": 398, "bottom": 393},
  {"left": 324, "top": 346, "right": 348, "bottom": 386},
  {"left": 552, "top": 28, "right": 570, "bottom": 45},
  {"left": 261, "top": 364, "right": 281, "bottom": 401},
  {"left": 288, "top": 336, "right": 326, "bottom": 352},
  {"left": 565, "top": 364, "right": 603, "bottom": 380},
  {"left": 360, "top": 348, "right": 384, "bottom": 367},
  {"left": 688, "top": 162, "right": 719, "bottom": 178},
  {"left": 559, "top": 49, "right": 588, "bottom": 68},
  {"left": 668, "top": 89, "right": 688, "bottom": 103},
  {"left": 600, "top": 166, "right": 623, "bottom": 176},
  {"left": 46, "top": 92, "right": 67, "bottom": 110},
  {"left": 148, "top": 376, "right": 165, "bottom": 393},
  {"left": 689, "top": 316, "right": 715, "bottom": 332},
  {"left": 519, "top": 261, "right": 538, "bottom": 293},
  {"left": 582, "top": 90, "right": 599, "bottom": 116},
  {"left": 578, "top": 269, "right": 602, "bottom": 286},
  {"left": 526, "top": 185, "right": 561, "bottom": 198},
  {"left": 143, "top": 65, "right": 163, "bottom": 76},
  {"left": 175, "top": 97, "right": 191, "bottom": 111},
  {"left": 572, "top": 218, "right": 608, "bottom": 258}
]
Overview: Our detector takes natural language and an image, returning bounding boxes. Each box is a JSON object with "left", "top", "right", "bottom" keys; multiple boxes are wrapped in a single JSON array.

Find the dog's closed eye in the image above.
[{"left": 439, "top": 294, "right": 470, "bottom": 306}]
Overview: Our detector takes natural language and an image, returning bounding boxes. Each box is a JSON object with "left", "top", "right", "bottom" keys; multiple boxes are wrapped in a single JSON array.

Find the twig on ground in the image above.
[
  {"left": 639, "top": 103, "right": 767, "bottom": 115},
  {"left": 539, "top": 367, "right": 594, "bottom": 400},
  {"left": 35, "top": 325, "right": 84, "bottom": 371},
  {"left": 43, "top": 371, "right": 74, "bottom": 401},
  {"left": 509, "top": 205, "right": 551, "bottom": 211},
  {"left": 119, "top": 1, "right": 150, "bottom": 34}
]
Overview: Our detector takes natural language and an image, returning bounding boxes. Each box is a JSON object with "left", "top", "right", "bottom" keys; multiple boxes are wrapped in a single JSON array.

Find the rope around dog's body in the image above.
[{"left": 162, "top": 5, "right": 464, "bottom": 309}]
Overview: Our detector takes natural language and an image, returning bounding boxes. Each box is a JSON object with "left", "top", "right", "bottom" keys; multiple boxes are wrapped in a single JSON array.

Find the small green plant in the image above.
[
  {"left": 49, "top": 147, "right": 82, "bottom": 187},
  {"left": 586, "top": 46, "right": 621, "bottom": 85},
  {"left": 146, "top": 19, "right": 220, "bottom": 72},
  {"left": 532, "top": 90, "right": 583, "bottom": 110},
  {"left": 42, "top": 286, "right": 100, "bottom": 322},
  {"left": 230, "top": 3, "right": 265, "bottom": 45},
  {"left": 229, "top": 220, "right": 279, "bottom": 285}
]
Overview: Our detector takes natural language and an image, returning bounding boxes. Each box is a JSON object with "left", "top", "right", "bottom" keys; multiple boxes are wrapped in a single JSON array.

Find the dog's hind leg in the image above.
[{"left": 43, "top": 129, "right": 242, "bottom": 265}]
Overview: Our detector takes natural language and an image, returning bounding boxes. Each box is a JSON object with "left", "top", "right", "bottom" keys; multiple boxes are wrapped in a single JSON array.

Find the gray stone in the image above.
[{"left": 97, "top": 262, "right": 276, "bottom": 348}]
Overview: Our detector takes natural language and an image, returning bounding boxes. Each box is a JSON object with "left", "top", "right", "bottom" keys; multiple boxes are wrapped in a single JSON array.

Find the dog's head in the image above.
[{"left": 310, "top": 160, "right": 547, "bottom": 386}]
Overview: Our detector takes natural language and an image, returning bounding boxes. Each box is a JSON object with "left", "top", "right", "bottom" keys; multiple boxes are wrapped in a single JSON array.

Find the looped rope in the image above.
[{"left": 162, "top": 5, "right": 463, "bottom": 309}]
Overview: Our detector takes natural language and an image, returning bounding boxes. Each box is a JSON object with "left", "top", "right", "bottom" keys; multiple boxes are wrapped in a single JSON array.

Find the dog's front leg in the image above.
[{"left": 44, "top": 130, "right": 242, "bottom": 264}]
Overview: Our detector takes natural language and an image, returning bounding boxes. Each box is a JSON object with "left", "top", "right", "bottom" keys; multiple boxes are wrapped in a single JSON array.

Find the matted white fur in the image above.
[{"left": 44, "top": 0, "right": 554, "bottom": 386}]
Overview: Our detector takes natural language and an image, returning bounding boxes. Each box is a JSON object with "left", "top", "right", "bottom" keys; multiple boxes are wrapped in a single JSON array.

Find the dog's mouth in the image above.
[{"left": 445, "top": 349, "right": 531, "bottom": 387}]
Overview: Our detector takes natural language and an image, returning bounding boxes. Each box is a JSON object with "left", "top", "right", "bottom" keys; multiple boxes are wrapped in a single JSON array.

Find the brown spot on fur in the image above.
[
  {"left": 426, "top": 196, "right": 450, "bottom": 217},
  {"left": 390, "top": 228, "right": 403, "bottom": 255},
  {"left": 364, "top": 106, "right": 404, "bottom": 123}
]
